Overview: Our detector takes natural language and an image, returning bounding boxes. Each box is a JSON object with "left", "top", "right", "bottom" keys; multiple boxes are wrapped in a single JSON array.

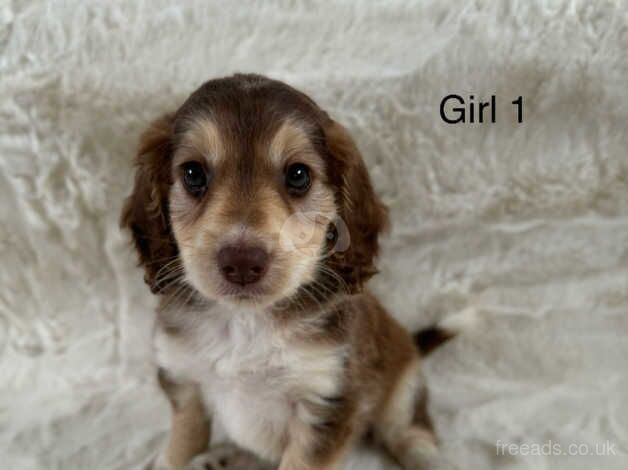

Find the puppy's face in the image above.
[
  {"left": 170, "top": 115, "right": 336, "bottom": 306},
  {"left": 121, "top": 75, "right": 388, "bottom": 310}
]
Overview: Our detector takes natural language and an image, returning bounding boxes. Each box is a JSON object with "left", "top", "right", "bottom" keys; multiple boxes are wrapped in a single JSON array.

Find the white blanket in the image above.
[{"left": 1, "top": 1, "right": 627, "bottom": 469}]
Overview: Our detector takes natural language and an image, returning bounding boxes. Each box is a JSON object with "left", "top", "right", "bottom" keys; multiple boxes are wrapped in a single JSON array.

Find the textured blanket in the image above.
[{"left": 1, "top": 1, "right": 627, "bottom": 469}]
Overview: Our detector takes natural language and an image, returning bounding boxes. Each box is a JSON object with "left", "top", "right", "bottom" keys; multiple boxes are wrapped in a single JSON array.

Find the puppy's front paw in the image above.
[
  {"left": 395, "top": 426, "right": 441, "bottom": 470},
  {"left": 146, "top": 445, "right": 174, "bottom": 470},
  {"left": 186, "top": 443, "right": 272, "bottom": 470}
]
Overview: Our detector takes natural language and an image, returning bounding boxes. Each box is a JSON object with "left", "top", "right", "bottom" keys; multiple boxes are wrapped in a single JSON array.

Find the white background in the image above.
[{"left": 1, "top": 1, "right": 627, "bottom": 469}]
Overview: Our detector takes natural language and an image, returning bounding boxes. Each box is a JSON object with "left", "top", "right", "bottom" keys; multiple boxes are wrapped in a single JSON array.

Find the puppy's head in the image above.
[{"left": 121, "top": 74, "right": 387, "bottom": 309}]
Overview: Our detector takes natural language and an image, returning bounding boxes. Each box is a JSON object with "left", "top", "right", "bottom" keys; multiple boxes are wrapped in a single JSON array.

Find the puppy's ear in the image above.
[
  {"left": 120, "top": 113, "right": 177, "bottom": 294},
  {"left": 324, "top": 119, "right": 389, "bottom": 292}
]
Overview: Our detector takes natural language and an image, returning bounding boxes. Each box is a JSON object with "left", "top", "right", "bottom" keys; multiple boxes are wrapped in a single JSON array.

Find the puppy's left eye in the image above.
[
  {"left": 181, "top": 161, "right": 208, "bottom": 195},
  {"left": 285, "top": 163, "right": 311, "bottom": 195}
]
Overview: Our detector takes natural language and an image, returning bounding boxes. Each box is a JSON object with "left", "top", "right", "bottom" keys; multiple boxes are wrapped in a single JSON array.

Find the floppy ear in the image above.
[
  {"left": 120, "top": 113, "right": 177, "bottom": 294},
  {"left": 323, "top": 119, "right": 389, "bottom": 292}
]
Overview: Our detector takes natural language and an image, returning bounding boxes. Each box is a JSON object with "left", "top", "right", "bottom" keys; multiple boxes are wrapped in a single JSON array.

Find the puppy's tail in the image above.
[
  {"left": 414, "top": 327, "right": 456, "bottom": 356},
  {"left": 413, "top": 307, "right": 477, "bottom": 356}
]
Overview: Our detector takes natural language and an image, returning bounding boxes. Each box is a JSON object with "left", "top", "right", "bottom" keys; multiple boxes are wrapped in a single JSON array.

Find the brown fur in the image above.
[
  {"left": 323, "top": 122, "right": 389, "bottom": 291},
  {"left": 120, "top": 113, "right": 177, "bottom": 294},
  {"left": 121, "top": 74, "right": 442, "bottom": 470}
]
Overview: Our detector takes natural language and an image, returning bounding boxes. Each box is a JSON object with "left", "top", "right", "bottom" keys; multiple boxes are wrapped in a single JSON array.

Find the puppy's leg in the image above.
[
  {"left": 187, "top": 443, "right": 273, "bottom": 470},
  {"left": 155, "top": 368, "right": 211, "bottom": 470},
  {"left": 279, "top": 396, "right": 357, "bottom": 470},
  {"left": 374, "top": 359, "right": 438, "bottom": 470}
]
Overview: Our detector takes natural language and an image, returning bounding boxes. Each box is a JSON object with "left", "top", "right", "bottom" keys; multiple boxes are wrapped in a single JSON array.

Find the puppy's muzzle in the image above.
[{"left": 217, "top": 244, "right": 269, "bottom": 286}]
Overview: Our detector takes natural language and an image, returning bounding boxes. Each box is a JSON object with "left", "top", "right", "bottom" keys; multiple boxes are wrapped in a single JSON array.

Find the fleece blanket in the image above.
[{"left": 1, "top": 1, "right": 627, "bottom": 469}]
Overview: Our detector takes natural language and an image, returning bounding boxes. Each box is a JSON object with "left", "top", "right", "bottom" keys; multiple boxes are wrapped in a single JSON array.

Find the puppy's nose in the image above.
[{"left": 217, "top": 244, "right": 269, "bottom": 286}]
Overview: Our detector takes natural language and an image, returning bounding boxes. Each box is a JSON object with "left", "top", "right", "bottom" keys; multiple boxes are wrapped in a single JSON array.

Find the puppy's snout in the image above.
[{"left": 217, "top": 244, "right": 269, "bottom": 286}]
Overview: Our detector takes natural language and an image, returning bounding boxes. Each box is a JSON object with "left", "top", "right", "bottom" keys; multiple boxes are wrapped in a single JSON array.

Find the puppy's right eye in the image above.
[{"left": 181, "top": 161, "right": 208, "bottom": 195}]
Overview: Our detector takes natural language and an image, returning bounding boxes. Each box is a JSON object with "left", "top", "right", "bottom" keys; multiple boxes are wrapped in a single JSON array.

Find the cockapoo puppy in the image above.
[{"left": 121, "top": 74, "right": 451, "bottom": 470}]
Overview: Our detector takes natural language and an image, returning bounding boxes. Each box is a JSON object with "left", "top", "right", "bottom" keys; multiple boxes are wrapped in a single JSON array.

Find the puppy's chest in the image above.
[{"left": 154, "top": 309, "right": 344, "bottom": 458}]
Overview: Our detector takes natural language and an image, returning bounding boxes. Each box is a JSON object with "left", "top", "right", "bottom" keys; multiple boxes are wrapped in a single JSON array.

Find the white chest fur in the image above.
[{"left": 153, "top": 304, "right": 345, "bottom": 461}]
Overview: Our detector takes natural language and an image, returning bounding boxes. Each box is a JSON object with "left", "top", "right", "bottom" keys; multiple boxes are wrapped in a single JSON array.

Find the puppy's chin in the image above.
[
  {"left": 214, "top": 284, "right": 278, "bottom": 309},
  {"left": 188, "top": 276, "right": 289, "bottom": 310}
]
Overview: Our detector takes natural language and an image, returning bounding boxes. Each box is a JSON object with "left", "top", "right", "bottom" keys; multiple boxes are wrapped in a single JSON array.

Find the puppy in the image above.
[{"left": 121, "top": 74, "right": 447, "bottom": 470}]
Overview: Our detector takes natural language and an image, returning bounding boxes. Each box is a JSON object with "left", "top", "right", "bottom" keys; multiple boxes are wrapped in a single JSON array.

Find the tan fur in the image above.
[
  {"left": 156, "top": 371, "right": 211, "bottom": 470},
  {"left": 121, "top": 74, "right": 441, "bottom": 470},
  {"left": 176, "top": 117, "right": 226, "bottom": 166},
  {"left": 268, "top": 121, "right": 326, "bottom": 178}
]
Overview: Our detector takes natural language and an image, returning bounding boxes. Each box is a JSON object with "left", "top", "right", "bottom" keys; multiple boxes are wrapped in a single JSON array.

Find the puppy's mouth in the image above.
[
  {"left": 184, "top": 241, "right": 307, "bottom": 308},
  {"left": 218, "top": 283, "right": 271, "bottom": 302}
]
